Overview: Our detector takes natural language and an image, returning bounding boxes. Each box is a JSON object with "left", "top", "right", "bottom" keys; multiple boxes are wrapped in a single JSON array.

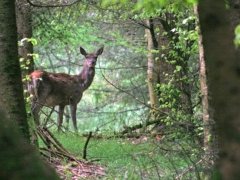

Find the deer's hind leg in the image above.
[
  {"left": 30, "top": 87, "right": 49, "bottom": 126},
  {"left": 30, "top": 98, "right": 42, "bottom": 126},
  {"left": 58, "top": 105, "right": 65, "bottom": 132}
]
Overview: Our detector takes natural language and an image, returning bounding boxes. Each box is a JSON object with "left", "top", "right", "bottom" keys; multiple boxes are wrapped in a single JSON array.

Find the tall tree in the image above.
[
  {"left": 144, "top": 6, "right": 196, "bottom": 136},
  {"left": 194, "top": 5, "right": 215, "bottom": 179},
  {"left": 157, "top": 6, "right": 194, "bottom": 115},
  {"left": 145, "top": 19, "right": 160, "bottom": 115},
  {"left": 0, "top": 0, "right": 29, "bottom": 140},
  {"left": 16, "top": 0, "right": 34, "bottom": 90},
  {"left": 16, "top": 0, "right": 34, "bottom": 74},
  {"left": 198, "top": 0, "right": 240, "bottom": 179}
]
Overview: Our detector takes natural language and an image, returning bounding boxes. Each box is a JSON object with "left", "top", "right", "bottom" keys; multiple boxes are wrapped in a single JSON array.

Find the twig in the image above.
[
  {"left": 43, "top": 107, "right": 55, "bottom": 128},
  {"left": 45, "top": 128, "right": 71, "bottom": 154},
  {"left": 36, "top": 127, "right": 105, "bottom": 179},
  {"left": 119, "top": 115, "right": 166, "bottom": 135},
  {"left": 98, "top": 60, "right": 181, "bottom": 123},
  {"left": 83, "top": 131, "right": 92, "bottom": 160},
  {"left": 39, "top": 107, "right": 59, "bottom": 128},
  {"left": 37, "top": 126, "right": 66, "bottom": 154},
  {"left": 38, "top": 127, "right": 83, "bottom": 165},
  {"left": 40, "top": 147, "right": 65, "bottom": 160},
  {"left": 26, "top": 0, "right": 82, "bottom": 8},
  {"left": 174, "top": 156, "right": 207, "bottom": 179},
  {"left": 37, "top": 126, "right": 51, "bottom": 149}
]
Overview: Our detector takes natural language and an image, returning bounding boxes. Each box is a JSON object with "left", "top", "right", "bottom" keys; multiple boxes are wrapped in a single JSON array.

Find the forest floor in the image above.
[{"left": 39, "top": 128, "right": 194, "bottom": 179}]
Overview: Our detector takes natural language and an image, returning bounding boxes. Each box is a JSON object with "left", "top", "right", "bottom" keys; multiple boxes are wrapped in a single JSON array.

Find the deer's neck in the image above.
[{"left": 78, "top": 66, "right": 95, "bottom": 91}]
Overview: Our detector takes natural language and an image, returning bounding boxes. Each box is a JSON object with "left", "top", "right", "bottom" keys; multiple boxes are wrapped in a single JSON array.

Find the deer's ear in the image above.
[
  {"left": 80, "top": 47, "right": 87, "bottom": 56},
  {"left": 96, "top": 47, "right": 104, "bottom": 55}
]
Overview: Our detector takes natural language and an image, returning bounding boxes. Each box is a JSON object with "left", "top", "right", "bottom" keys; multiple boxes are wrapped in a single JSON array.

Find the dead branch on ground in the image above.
[{"left": 37, "top": 127, "right": 105, "bottom": 179}]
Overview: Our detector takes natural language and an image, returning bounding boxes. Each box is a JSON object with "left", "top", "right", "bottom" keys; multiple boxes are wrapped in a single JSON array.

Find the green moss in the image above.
[{"left": 211, "top": 167, "right": 223, "bottom": 180}]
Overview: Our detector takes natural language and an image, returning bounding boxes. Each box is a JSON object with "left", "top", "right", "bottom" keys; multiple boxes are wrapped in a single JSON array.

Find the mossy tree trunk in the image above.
[
  {"left": 198, "top": 1, "right": 240, "bottom": 179},
  {"left": 16, "top": 0, "right": 34, "bottom": 89},
  {"left": 16, "top": 0, "right": 39, "bottom": 146},
  {"left": 0, "top": 0, "right": 30, "bottom": 140},
  {"left": 157, "top": 11, "right": 194, "bottom": 115},
  {"left": 0, "top": 109, "right": 60, "bottom": 179}
]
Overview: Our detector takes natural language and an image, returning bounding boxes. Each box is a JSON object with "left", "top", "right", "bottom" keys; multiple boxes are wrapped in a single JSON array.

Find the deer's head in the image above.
[{"left": 80, "top": 47, "right": 104, "bottom": 68}]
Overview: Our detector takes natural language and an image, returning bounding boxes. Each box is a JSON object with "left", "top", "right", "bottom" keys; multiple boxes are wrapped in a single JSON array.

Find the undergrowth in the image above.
[{"left": 39, "top": 132, "right": 204, "bottom": 179}]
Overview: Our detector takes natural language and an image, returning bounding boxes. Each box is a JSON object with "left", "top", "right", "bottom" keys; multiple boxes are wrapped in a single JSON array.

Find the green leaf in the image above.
[
  {"left": 19, "top": 57, "right": 24, "bottom": 62},
  {"left": 235, "top": 25, "right": 240, "bottom": 35},
  {"left": 30, "top": 38, "right": 38, "bottom": 45},
  {"left": 182, "top": 18, "right": 188, "bottom": 24},
  {"left": 187, "top": 0, "right": 198, "bottom": 4},
  {"left": 176, "top": 65, "right": 182, "bottom": 71},
  {"left": 207, "top": 134, "right": 212, "bottom": 142}
]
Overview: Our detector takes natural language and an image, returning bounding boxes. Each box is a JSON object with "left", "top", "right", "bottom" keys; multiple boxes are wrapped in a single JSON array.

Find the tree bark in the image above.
[
  {"left": 145, "top": 19, "right": 160, "bottom": 113},
  {"left": 16, "top": 0, "right": 34, "bottom": 94},
  {"left": 194, "top": 5, "right": 216, "bottom": 179},
  {"left": 0, "top": 0, "right": 30, "bottom": 140},
  {"left": 198, "top": 1, "right": 240, "bottom": 179}
]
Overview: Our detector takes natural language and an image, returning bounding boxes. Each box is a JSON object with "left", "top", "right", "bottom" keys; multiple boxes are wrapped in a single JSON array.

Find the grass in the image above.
[{"left": 39, "top": 131, "right": 203, "bottom": 179}]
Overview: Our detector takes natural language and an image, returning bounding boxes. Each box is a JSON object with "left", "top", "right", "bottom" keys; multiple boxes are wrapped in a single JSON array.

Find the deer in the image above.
[{"left": 28, "top": 47, "right": 104, "bottom": 131}]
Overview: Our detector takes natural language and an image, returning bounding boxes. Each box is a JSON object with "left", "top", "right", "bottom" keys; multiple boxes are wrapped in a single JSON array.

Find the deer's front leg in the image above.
[
  {"left": 70, "top": 104, "right": 77, "bottom": 132},
  {"left": 58, "top": 105, "right": 65, "bottom": 132}
]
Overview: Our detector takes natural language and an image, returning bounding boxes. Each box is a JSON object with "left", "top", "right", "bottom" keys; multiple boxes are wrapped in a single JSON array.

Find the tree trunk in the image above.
[
  {"left": 157, "top": 18, "right": 174, "bottom": 109},
  {"left": 157, "top": 13, "right": 193, "bottom": 115},
  {"left": 15, "top": 0, "right": 38, "bottom": 145},
  {"left": 229, "top": 0, "right": 240, "bottom": 41},
  {"left": 145, "top": 19, "right": 160, "bottom": 113},
  {"left": 194, "top": 5, "right": 215, "bottom": 179},
  {"left": 0, "top": 0, "right": 30, "bottom": 140},
  {"left": 16, "top": 0, "right": 34, "bottom": 86},
  {"left": 198, "top": 1, "right": 240, "bottom": 179}
]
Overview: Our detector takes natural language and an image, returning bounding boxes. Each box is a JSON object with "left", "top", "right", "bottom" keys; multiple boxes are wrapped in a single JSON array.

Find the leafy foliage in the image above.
[
  {"left": 102, "top": 0, "right": 198, "bottom": 11},
  {"left": 234, "top": 25, "right": 240, "bottom": 47},
  {"left": 29, "top": 0, "right": 206, "bottom": 178}
]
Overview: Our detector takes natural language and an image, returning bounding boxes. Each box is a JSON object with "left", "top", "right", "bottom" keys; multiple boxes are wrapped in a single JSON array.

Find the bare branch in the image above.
[
  {"left": 26, "top": 0, "right": 82, "bottom": 8},
  {"left": 174, "top": 156, "right": 207, "bottom": 179},
  {"left": 129, "top": 17, "right": 150, "bottom": 29},
  {"left": 83, "top": 131, "right": 92, "bottom": 160}
]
